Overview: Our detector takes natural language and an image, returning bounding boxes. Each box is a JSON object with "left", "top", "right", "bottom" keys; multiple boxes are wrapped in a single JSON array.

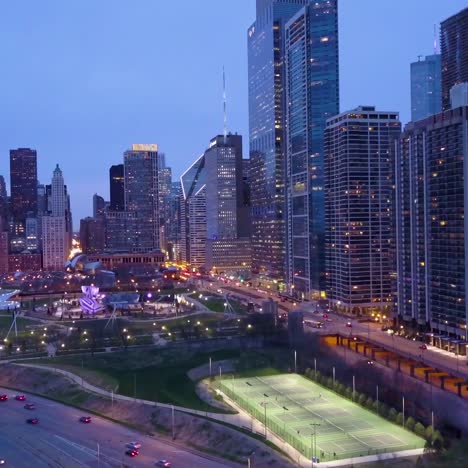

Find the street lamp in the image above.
[{"left": 310, "top": 422, "right": 321, "bottom": 467}]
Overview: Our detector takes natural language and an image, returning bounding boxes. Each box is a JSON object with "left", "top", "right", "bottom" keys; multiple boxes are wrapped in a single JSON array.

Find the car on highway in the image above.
[
  {"left": 79, "top": 416, "right": 92, "bottom": 423},
  {"left": 125, "top": 449, "right": 139, "bottom": 457},
  {"left": 15, "top": 395, "right": 26, "bottom": 401},
  {"left": 322, "top": 313, "right": 329, "bottom": 318},
  {"left": 156, "top": 460, "right": 172, "bottom": 467},
  {"left": 0, "top": 395, "right": 8, "bottom": 401},
  {"left": 127, "top": 442, "right": 142, "bottom": 450},
  {"left": 24, "top": 403, "right": 36, "bottom": 410},
  {"left": 0, "top": 458, "right": 4, "bottom": 465},
  {"left": 419, "top": 344, "right": 427, "bottom": 350},
  {"left": 26, "top": 418, "right": 39, "bottom": 424},
  {"left": 346, "top": 321, "right": 353, "bottom": 328}
]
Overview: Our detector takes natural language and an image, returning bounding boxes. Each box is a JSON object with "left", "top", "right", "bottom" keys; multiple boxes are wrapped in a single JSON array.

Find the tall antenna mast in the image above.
[
  {"left": 223, "top": 66, "right": 228, "bottom": 143},
  {"left": 433, "top": 24, "right": 438, "bottom": 54}
]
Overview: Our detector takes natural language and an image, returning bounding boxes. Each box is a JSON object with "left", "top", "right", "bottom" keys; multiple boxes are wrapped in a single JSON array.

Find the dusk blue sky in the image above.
[{"left": 0, "top": 0, "right": 466, "bottom": 226}]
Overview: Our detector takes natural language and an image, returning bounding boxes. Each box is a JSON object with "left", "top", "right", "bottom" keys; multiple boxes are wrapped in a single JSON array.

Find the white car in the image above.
[{"left": 127, "top": 442, "right": 142, "bottom": 450}]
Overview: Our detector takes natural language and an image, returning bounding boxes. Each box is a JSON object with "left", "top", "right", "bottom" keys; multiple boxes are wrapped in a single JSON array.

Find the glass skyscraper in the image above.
[
  {"left": 441, "top": 7, "right": 468, "bottom": 111},
  {"left": 410, "top": 54, "right": 441, "bottom": 122},
  {"left": 284, "top": 0, "right": 339, "bottom": 299},
  {"left": 248, "top": 0, "right": 308, "bottom": 280}
]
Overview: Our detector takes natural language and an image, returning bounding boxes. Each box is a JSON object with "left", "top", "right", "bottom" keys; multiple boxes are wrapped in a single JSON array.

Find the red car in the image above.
[
  {"left": 125, "top": 449, "right": 139, "bottom": 457},
  {"left": 24, "top": 403, "right": 36, "bottom": 410},
  {"left": 322, "top": 313, "right": 329, "bottom": 318},
  {"left": 346, "top": 322, "right": 353, "bottom": 328},
  {"left": 26, "top": 418, "right": 39, "bottom": 424},
  {"left": 0, "top": 395, "right": 8, "bottom": 401},
  {"left": 15, "top": 395, "right": 26, "bottom": 401},
  {"left": 419, "top": 344, "right": 427, "bottom": 350},
  {"left": 79, "top": 416, "right": 92, "bottom": 423}
]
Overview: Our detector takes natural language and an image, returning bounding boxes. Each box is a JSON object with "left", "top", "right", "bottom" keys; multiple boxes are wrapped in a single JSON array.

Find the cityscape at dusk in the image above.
[{"left": 0, "top": 1, "right": 468, "bottom": 467}]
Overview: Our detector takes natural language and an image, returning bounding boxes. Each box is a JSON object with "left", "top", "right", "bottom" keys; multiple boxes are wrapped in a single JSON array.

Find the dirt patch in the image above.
[{"left": 0, "top": 363, "right": 291, "bottom": 467}]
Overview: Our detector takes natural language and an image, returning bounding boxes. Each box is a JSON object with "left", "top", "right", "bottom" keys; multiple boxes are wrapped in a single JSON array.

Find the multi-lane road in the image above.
[{"left": 0, "top": 388, "right": 232, "bottom": 467}]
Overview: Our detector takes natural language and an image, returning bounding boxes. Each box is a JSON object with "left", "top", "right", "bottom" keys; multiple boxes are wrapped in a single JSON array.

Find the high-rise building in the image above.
[
  {"left": 42, "top": 165, "right": 72, "bottom": 270},
  {"left": 248, "top": 0, "right": 308, "bottom": 279},
  {"left": 10, "top": 148, "right": 37, "bottom": 225},
  {"left": 180, "top": 155, "right": 206, "bottom": 268},
  {"left": 410, "top": 54, "right": 442, "bottom": 121},
  {"left": 80, "top": 217, "right": 106, "bottom": 254},
  {"left": 109, "top": 164, "right": 125, "bottom": 211},
  {"left": 158, "top": 153, "right": 172, "bottom": 254},
  {"left": 93, "top": 194, "right": 106, "bottom": 218},
  {"left": 166, "top": 181, "right": 183, "bottom": 262},
  {"left": 395, "top": 106, "right": 468, "bottom": 341},
  {"left": 451, "top": 82, "right": 468, "bottom": 108},
  {"left": 441, "top": 7, "right": 468, "bottom": 110},
  {"left": 25, "top": 215, "right": 39, "bottom": 252},
  {"left": 105, "top": 210, "right": 138, "bottom": 252},
  {"left": 284, "top": 0, "right": 339, "bottom": 299},
  {"left": 124, "top": 144, "right": 160, "bottom": 252},
  {"left": 325, "top": 107, "right": 401, "bottom": 316}
]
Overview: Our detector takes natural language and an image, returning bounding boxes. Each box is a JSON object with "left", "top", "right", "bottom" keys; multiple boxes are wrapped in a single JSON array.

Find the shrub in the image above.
[
  {"left": 405, "top": 417, "right": 416, "bottom": 431},
  {"left": 365, "top": 397, "right": 374, "bottom": 409},
  {"left": 425, "top": 425, "right": 433, "bottom": 441},
  {"left": 305, "top": 368, "right": 312, "bottom": 378},
  {"left": 326, "top": 377, "right": 333, "bottom": 388},
  {"left": 336, "top": 383, "right": 345, "bottom": 395},
  {"left": 345, "top": 387, "right": 353, "bottom": 400},
  {"left": 372, "top": 401, "right": 379, "bottom": 413},
  {"left": 396, "top": 412, "right": 404, "bottom": 425},
  {"left": 358, "top": 393, "right": 367, "bottom": 406},
  {"left": 379, "top": 404, "right": 389, "bottom": 419},
  {"left": 388, "top": 408, "right": 398, "bottom": 421},
  {"left": 414, "top": 422, "right": 426, "bottom": 438},
  {"left": 432, "top": 437, "right": 443, "bottom": 453}
]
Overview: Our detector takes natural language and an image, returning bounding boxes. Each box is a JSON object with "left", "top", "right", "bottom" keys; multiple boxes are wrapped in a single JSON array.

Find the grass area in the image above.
[
  {"left": 24, "top": 348, "right": 251, "bottom": 412},
  {"left": 217, "top": 373, "right": 425, "bottom": 462},
  {"left": 190, "top": 291, "right": 248, "bottom": 315},
  {"left": 0, "top": 315, "right": 38, "bottom": 334},
  {"left": 29, "top": 361, "right": 119, "bottom": 391}
]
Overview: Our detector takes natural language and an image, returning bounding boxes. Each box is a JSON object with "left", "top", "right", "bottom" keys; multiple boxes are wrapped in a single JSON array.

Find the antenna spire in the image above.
[
  {"left": 433, "top": 24, "right": 438, "bottom": 54},
  {"left": 223, "top": 66, "right": 228, "bottom": 143}
]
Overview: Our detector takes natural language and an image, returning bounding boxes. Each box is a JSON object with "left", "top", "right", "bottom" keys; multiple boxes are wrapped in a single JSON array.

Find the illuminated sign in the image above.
[{"left": 132, "top": 144, "right": 158, "bottom": 152}]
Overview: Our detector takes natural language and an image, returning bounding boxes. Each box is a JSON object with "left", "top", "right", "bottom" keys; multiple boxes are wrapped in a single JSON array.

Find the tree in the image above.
[
  {"left": 432, "top": 437, "right": 443, "bottom": 453},
  {"left": 388, "top": 408, "right": 398, "bottom": 422},
  {"left": 405, "top": 417, "right": 416, "bottom": 431},
  {"left": 379, "top": 404, "right": 389, "bottom": 419},
  {"left": 414, "top": 422, "right": 426, "bottom": 438},
  {"left": 358, "top": 393, "right": 367, "bottom": 406},
  {"left": 425, "top": 425, "right": 434, "bottom": 441},
  {"left": 396, "top": 412, "right": 404, "bottom": 425},
  {"left": 365, "top": 397, "right": 374, "bottom": 409},
  {"left": 326, "top": 377, "right": 333, "bottom": 388},
  {"left": 345, "top": 387, "right": 353, "bottom": 400}
]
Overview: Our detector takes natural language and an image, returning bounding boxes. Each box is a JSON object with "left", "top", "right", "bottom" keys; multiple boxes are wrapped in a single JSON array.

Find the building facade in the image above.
[
  {"left": 206, "top": 238, "right": 252, "bottom": 273},
  {"left": 80, "top": 217, "right": 106, "bottom": 254},
  {"left": 395, "top": 106, "right": 468, "bottom": 340},
  {"left": 284, "top": 0, "right": 339, "bottom": 299},
  {"left": 109, "top": 164, "right": 125, "bottom": 211},
  {"left": 124, "top": 144, "right": 160, "bottom": 252},
  {"left": 325, "top": 107, "right": 401, "bottom": 315},
  {"left": 248, "top": 0, "right": 308, "bottom": 279},
  {"left": 410, "top": 54, "right": 442, "bottom": 122},
  {"left": 441, "top": 7, "right": 468, "bottom": 110},
  {"left": 8, "top": 253, "right": 42, "bottom": 272}
]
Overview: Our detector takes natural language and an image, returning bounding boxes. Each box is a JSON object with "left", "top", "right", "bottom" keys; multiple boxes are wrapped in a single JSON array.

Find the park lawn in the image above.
[
  {"left": 24, "top": 349, "right": 243, "bottom": 413},
  {"left": 217, "top": 373, "right": 425, "bottom": 463},
  {"left": 0, "top": 315, "right": 38, "bottom": 334}
]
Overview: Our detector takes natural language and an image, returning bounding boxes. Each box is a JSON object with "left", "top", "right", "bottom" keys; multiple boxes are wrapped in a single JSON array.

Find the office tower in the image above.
[
  {"left": 80, "top": 217, "right": 106, "bottom": 254},
  {"left": 158, "top": 153, "right": 172, "bottom": 253},
  {"left": 42, "top": 165, "right": 72, "bottom": 270},
  {"left": 166, "top": 181, "right": 182, "bottom": 262},
  {"left": 93, "top": 194, "right": 106, "bottom": 218},
  {"left": 0, "top": 175, "right": 7, "bottom": 225},
  {"left": 441, "top": 7, "right": 468, "bottom": 110},
  {"left": 124, "top": 144, "right": 160, "bottom": 252},
  {"left": 395, "top": 106, "right": 468, "bottom": 341},
  {"left": 410, "top": 54, "right": 442, "bottom": 121},
  {"left": 180, "top": 155, "right": 206, "bottom": 268},
  {"left": 25, "top": 215, "right": 39, "bottom": 252},
  {"left": 0, "top": 220, "right": 8, "bottom": 273},
  {"left": 325, "top": 107, "right": 401, "bottom": 315},
  {"left": 284, "top": 0, "right": 339, "bottom": 299},
  {"left": 105, "top": 211, "right": 138, "bottom": 252},
  {"left": 239, "top": 159, "right": 252, "bottom": 238},
  {"left": 248, "top": 0, "right": 307, "bottom": 279},
  {"left": 109, "top": 164, "right": 125, "bottom": 211},
  {"left": 451, "top": 82, "right": 468, "bottom": 108},
  {"left": 10, "top": 148, "right": 38, "bottom": 223}
]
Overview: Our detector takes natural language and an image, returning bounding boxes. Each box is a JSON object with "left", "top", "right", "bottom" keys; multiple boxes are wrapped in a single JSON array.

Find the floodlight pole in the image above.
[
  {"left": 314, "top": 358, "right": 317, "bottom": 379},
  {"left": 310, "top": 422, "right": 320, "bottom": 467},
  {"left": 402, "top": 396, "right": 405, "bottom": 427},
  {"left": 352, "top": 375, "right": 355, "bottom": 401},
  {"left": 376, "top": 385, "right": 379, "bottom": 413},
  {"left": 294, "top": 350, "right": 297, "bottom": 373}
]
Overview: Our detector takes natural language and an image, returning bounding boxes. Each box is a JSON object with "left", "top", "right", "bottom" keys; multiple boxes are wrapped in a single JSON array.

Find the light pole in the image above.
[
  {"left": 294, "top": 350, "right": 297, "bottom": 373},
  {"left": 261, "top": 395, "right": 269, "bottom": 439},
  {"left": 209, "top": 356, "right": 212, "bottom": 377},
  {"left": 332, "top": 367, "right": 335, "bottom": 386},
  {"left": 97, "top": 442, "right": 100, "bottom": 468},
  {"left": 314, "top": 358, "right": 317, "bottom": 379},
  {"left": 352, "top": 375, "right": 355, "bottom": 401},
  {"left": 171, "top": 404, "right": 175, "bottom": 440},
  {"left": 310, "top": 422, "right": 320, "bottom": 467}
]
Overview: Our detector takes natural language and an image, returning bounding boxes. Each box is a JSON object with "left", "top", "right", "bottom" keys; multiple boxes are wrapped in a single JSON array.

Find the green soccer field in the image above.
[{"left": 217, "top": 373, "right": 425, "bottom": 462}]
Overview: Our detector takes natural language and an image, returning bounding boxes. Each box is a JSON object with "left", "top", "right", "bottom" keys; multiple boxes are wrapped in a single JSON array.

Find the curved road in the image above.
[{"left": 0, "top": 388, "right": 231, "bottom": 467}]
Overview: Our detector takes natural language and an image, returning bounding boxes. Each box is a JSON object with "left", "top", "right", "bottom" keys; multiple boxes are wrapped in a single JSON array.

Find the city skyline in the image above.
[{"left": 0, "top": 0, "right": 466, "bottom": 224}]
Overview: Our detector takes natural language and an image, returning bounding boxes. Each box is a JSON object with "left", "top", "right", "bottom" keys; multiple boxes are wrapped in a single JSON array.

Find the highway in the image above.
[
  {"left": 203, "top": 278, "right": 468, "bottom": 379},
  {"left": 0, "top": 388, "right": 231, "bottom": 467}
]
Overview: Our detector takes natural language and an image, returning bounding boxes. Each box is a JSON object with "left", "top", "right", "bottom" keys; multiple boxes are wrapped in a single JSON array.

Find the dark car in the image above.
[
  {"left": 79, "top": 416, "right": 92, "bottom": 423},
  {"left": 15, "top": 395, "right": 26, "bottom": 401},
  {"left": 26, "top": 418, "right": 39, "bottom": 424},
  {"left": 156, "top": 460, "right": 172, "bottom": 467},
  {"left": 126, "top": 449, "right": 139, "bottom": 457},
  {"left": 24, "top": 403, "right": 36, "bottom": 410},
  {"left": 419, "top": 344, "right": 427, "bottom": 351},
  {"left": 0, "top": 395, "right": 8, "bottom": 402}
]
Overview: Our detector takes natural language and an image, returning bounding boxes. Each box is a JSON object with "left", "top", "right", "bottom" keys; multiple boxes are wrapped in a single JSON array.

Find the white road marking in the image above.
[{"left": 42, "top": 439, "right": 88, "bottom": 467}]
